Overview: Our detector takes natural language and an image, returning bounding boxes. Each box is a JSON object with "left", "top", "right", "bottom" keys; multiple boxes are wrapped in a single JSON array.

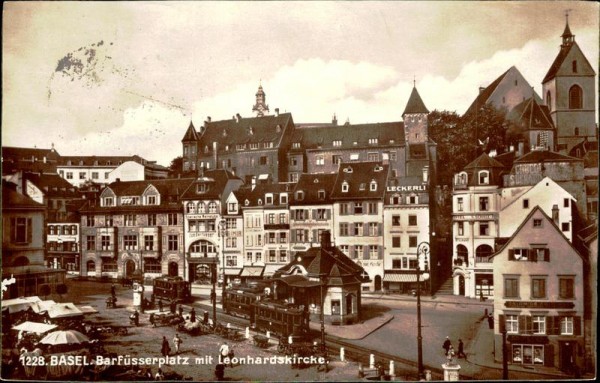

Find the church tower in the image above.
[
  {"left": 542, "top": 15, "right": 596, "bottom": 152},
  {"left": 252, "top": 83, "right": 270, "bottom": 117},
  {"left": 181, "top": 120, "right": 199, "bottom": 173},
  {"left": 403, "top": 84, "right": 433, "bottom": 177}
]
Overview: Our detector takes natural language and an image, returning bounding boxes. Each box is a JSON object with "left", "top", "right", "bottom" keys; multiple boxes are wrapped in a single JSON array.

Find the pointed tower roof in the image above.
[
  {"left": 464, "top": 152, "right": 505, "bottom": 170},
  {"left": 507, "top": 97, "right": 555, "bottom": 131},
  {"left": 181, "top": 120, "right": 200, "bottom": 142},
  {"left": 402, "top": 86, "right": 429, "bottom": 116},
  {"left": 561, "top": 20, "right": 573, "bottom": 39}
]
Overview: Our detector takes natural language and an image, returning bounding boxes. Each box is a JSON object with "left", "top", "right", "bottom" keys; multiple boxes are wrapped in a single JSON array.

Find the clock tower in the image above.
[{"left": 252, "top": 83, "right": 270, "bottom": 117}]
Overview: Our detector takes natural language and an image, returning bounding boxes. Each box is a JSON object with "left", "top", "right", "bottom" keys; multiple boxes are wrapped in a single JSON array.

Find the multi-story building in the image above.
[
  {"left": 289, "top": 173, "right": 337, "bottom": 255},
  {"left": 180, "top": 170, "right": 244, "bottom": 284},
  {"left": 221, "top": 190, "right": 245, "bottom": 279},
  {"left": 46, "top": 202, "right": 83, "bottom": 275},
  {"left": 79, "top": 178, "right": 195, "bottom": 279},
  {"left": 2, "top": 181, "right": 65, "bottom": 299},
  {"left": 492, "top": 207, "right": 585, "bottom": 372},
  {"left": 2, "top": 145, "right": 60, "bottom": 176},
  {"left": 382, "top": 173, "right": 431, "bottom": 293},
  {"left": 57, "top": 155, "right": 168, "bottom": 187},
  {"left": 180, "top": 101, "right": 296, "bottom": 184},
  {"left": 542, "top": 19, "right": 597, "bottom": 153},
  {"left": 452, "top": 153, "right": 504, "bottom": 298},
  {"left": 331, "top": 161, "right": 389, "bottom": 292}
]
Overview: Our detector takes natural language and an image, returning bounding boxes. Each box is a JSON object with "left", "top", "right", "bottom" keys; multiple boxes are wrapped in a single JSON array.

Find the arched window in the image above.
[
  {"left": 569, "top": 85, "right": 582, "bottom": 109},
  {"left": 475, "top": 244, "right": 494, "bottom": 263},
  {"left": 197, "top": 202, "right": 206, "bottom": 214},
  {"left": 208, "top": 201, "right": 217, "bottom": 213},
  {"left": 456, "top": 245, "right": 468, "bottom": 266},
  {"left": 86, "top": 260, "right": 95, "bottom": 273},
  {"left": 478, "top": 170, "right": 490, "bottom": 185},
  {"left": 572, "top": 60, "right": 577, "bottom": 73},
  {"left": 546, "top": 91, "right": 552, "bottom": 109},
  {"left": 186, "top": 202, "right": 196, "bottom": 214}
]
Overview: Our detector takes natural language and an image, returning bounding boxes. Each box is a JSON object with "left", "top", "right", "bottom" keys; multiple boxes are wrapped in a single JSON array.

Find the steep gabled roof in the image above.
[
  {"left": 290, "top": 173, "right": 337, "bottom": 205},
  {"left": 514, "top": 150, "right": 581, "bottom": 164},
  {"left": 464, "top": 68, "right": 511, "bottom": 116},
  {"left": 464, "top": 152, "right": 505, "bottom": 170},
  {"left": 234, "top": 182, "right": 292, "bottom": 208},
  {"left": 402, "top": 86, "right": 429, "bottom": 116},
  {"left": 2, "top": 182, "right": 45, "bottom": 210},
  {"left": 179, "top": 169, "right": 241, "bottom": 200},
  {"left": 330, "top": 162, "right": 389, "bottom": 200},
  {"left": 181, "top": 121, "right": 200, "bottom": 142},
  {"left": 23, "top": 172, "right": 80, "bottom": 198},
  {"left": 507, "top": 97, "right": 555, "bottom": 131},
  {"left": 296, "top": 122, "right": 405, "bottom": 150},
  {"left": 543, "top": 44, "right": 573, "bottom": 83}
]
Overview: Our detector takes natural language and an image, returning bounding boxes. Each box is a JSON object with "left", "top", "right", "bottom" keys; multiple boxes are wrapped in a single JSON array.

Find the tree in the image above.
[{"left": 168, "top": 156, "right": 196, "bottom": 178}]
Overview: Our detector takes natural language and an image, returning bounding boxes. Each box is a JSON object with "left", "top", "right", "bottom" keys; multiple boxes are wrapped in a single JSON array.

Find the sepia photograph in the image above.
[{"left": 2, "top": 1, "right": 599, "bottom": 381}]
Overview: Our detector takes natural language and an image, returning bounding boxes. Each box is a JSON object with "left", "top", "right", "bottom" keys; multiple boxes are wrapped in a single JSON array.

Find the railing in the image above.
[{"left": 475, "top": 256, "right": 492, "bottom": 263}]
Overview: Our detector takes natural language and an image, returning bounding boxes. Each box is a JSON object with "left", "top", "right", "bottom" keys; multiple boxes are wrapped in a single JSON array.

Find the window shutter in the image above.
[
  {"left": 97, "top": 234, "right": 101, "bottom": 251},
  {"left": 312, "top": 209, "right": 316, "bottom": 219},
  {"left": 498, "top": 314, "right": 505, "bottom": 332},
  {"left": 27, "top": 218, "right": 33, "bottom": 244},
  {"left": 304, "top": 230, "right": 309, "bottom": 243},
  {"left": 291, "top": 230, "right": 296, "bottom": 243},
  {"left": 574, "top": 316, "right": 582, "bottom": 336},
  {"left": 350, "top": 246, "right": 355, "bottom": 259},
  {"left": 519, "top": 315, "right": 527, "bottom": 334},
  {"left": 326, "top": 209, "right": 331, "bottom": 219},
  {"left": 10, "top": 218, "right": 16, "bottom": 242},
  {"left": 544, "top": 248, "right": 550, "bottom": 262},
  {"left": 162, "top": 235, "right": 167, "bottom": 251},
  {"left": 525, "top": 316, "right": 533, "bottom": 335},
  {"left": 378, "top": 246, "right": 383, "bottom": 259},
  {"left": 312, "top": 229, "right": 317, "bottom": 243},
  {"left": 508, "top": 249, "right": 515, "bottom": 260},
  {"left": 378, "top": 223, "right": 382, "bottom": 236},
  {"left": 543, "top": 345, "right": 554, "bottom": 367},
  {"left": 363, "top": 246, "right": 369, "bottom": 260},
  {"left": 349, "top": 223, "right": 354, "bottom": 235}
]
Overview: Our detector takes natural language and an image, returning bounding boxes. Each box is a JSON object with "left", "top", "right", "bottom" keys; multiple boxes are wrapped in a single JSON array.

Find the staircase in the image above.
[{"left": 435, "top": 276, "right": 454, "bottom": 296}]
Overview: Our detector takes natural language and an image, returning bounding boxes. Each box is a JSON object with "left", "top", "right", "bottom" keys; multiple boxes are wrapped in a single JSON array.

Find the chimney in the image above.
[
  {"left": 320, "top": 230, "right": 332, "bottom": 250},
  {"left": 332, "top": 113, "right": 338, "bottom": 126},
  {"left": 479, "top": 87, "right": 485, "bottom": 94},
  {"left": 509, "top": 144, "right": 515, "bottom": 152},
  {"left": 552, "top": 204, "right": 559, "bottom": 225},
  {"left": 235, "top": 113, "right": 241, "bottom": 123},
  {"left": 207, "top": 116, "right": 211, "bottom": 122},
  {"left": 251, "top": 176, "right": 256, "bottom": 191},
  {"left": 274, "top": 108, "right": 279, "bottom": 116},
  {"left": 422, "top": 165, "right": 429, "bottom": 183},
  {"left": 116, "top": 178, "right": 121, "bottom": 183},
  {"left": 213, "top": 142, "right": 218, "bottom": 168}
]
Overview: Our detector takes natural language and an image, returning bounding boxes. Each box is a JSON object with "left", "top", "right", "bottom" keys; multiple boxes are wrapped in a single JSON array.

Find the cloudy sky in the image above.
[{"left": 3, "top": 1, "right": 598, "bottom": 166}]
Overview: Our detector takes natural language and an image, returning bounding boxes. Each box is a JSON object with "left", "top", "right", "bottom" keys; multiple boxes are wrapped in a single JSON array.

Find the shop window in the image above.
[{"left": 331, "top": 300, "right": 341, "bottom": 315}]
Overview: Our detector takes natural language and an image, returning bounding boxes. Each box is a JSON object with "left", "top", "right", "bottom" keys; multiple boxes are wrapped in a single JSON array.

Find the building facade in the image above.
[{"left": 492, "top": 207, "right": 585, "bottom": 373}]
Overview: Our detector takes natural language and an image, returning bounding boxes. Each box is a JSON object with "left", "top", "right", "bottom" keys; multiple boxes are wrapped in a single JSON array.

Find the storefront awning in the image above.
[
  {"left": 223, "top": 269, "right": 241, "bottom": 276},
  {"left": 240, "top": 266, "right": 264, "bottom": 277},
  {"left": 383, "top": 273, "right": 417, "bottom": 283},
  {"left": 12, "top": 321, "right": 57, "bottom": 334},
  {"left": 263, "top": 264, "right": 284, "bottom": 277}
]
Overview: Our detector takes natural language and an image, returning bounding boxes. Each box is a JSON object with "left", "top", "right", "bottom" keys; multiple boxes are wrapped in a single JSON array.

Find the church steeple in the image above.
[
  {"left": 402, "top": 84, "right": 429, "bottom": 117},
  {"left": 561, "top": 12, "right": 575, "bottom": 47},
  {"left": 252, "top": 82, "right": 269, "bottom": 117}
]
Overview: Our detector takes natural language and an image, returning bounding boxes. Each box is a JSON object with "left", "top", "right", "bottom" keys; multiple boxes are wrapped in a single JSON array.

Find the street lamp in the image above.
[
  {"left": 320, "top": 274, "right": 327, "bottom": 353},
  {"left": 416, "top": 241, "right": 430, "bottom": 380},
  {"left": 218, "top": 219, "right": 227, "bottom": 310}
]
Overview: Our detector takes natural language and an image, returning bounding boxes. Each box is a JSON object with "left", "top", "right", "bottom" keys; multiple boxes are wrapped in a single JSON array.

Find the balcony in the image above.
[{"left": 475, "top": 256, "right": 492, "bottom": 263}]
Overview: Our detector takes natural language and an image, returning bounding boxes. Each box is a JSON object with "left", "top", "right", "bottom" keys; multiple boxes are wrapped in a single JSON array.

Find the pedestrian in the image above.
[
  {"left": 133, "top": 310, "right": 139, "bottom": 326},
  {"left": 219, "top": 342, "right": 230, "bottom": 361},
  {"left": 170, "top": 300, "right": 176, "bottom": 314},
  {"left": 457, "top": 339, "right": 467, "bottom": 359},
  {"left": 155, "top": 367, "right": 164, "bottom": 380},
  {"left": 161, "top": 336, "right": 171, "bottom": 360},
  {"left": 173, "top": 333, "right": 182, "bottom": 354},
  {"left": 190, "top": 308, "right": 196, "bottom": 323},
  {"left": 487, "top": 313, "right": 494, "bottom": 329},
  {"left": 479, "top": 291, "right": 485, "bottom": 302},
  {"left": 110, "top": 284, "right": 116, "bottom": 297},
  {"left": 178, "top": 305, "right": 183, "bottom": 317},
  {"left": 442, "top": 336, "right": 451, "bottom": 356},
  {"left": 149, "top": 313, "right": 155, "bottom": 327},
  {"left": 447, "top": 345, "right": 456, "bottom": 365},
  {"left": 158, "top": 300, "right": 163, "bottom": 313}
]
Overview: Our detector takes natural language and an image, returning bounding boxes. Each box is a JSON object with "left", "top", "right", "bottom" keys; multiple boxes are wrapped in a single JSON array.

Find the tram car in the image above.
[
  {"left": 223, "top": 287, "right": 262, "bottom": 320},
  {"left": 152, "top": 276, "right": 191, "bottom": 303},
  {"left": 252, "top": 300, "right": 310, "bottom": 338}
]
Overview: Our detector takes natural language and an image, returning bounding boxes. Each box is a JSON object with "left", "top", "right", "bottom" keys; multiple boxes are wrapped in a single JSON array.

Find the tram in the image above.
[
  {"left": 252, "top": 300, "right": 310, "bottom": 337},
  {"left": 152, "top": 276, "right": 191, "bottom": 302},
  {"left": 223, "top": 287, "right": 262, "bottom": 320}
]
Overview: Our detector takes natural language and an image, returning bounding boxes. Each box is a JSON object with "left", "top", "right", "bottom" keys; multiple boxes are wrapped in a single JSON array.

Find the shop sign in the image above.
[{"left": 505, "top": 301, "right": 575, "bottom": 309}]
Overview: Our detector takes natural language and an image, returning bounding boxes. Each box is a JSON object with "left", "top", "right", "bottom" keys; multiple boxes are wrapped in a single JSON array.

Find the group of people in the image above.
[
  {"left": 160, "top": 333, "right": 183, "bottom": 359},
  {"left": 442, "top": 336, "right": 467, "bottom": 361}
]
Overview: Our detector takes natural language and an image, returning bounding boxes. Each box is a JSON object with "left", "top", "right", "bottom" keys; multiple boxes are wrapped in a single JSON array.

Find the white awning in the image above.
[
  {"left": 383, "top": 273, "right": 417, "bottom": 283},
  {"left": 12, "top": 321, "right": 57, "bottom": 334},
  {"left": 263, "top": 264, "right": 283, "bottom": 277}
]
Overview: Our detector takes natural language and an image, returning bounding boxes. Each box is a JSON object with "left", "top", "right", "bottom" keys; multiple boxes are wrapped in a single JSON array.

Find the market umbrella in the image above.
[
  {"left": 47, "top": 303, "right": 84, "bottom": 319},
  {"left": 12, "top": 321, "right": 57, "bottom": 334},
  {"left": 39, "top": 330, "right": 89, "bottom": 346}
]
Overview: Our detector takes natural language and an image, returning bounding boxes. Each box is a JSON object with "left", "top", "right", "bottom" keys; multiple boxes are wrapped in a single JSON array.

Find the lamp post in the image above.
[
  {"left": 416, "top": 241, "right": 430, "bottom": 380},
  {"left": 320, "top": 273, "right": 327, "bottom": 353},
  {"left": 218, "top": 219, "right": 227, "bottom": 309}
]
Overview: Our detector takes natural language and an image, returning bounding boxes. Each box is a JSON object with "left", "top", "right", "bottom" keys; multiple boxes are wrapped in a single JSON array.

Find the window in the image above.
[
  {"left": 292, "top": 142, "right": 300, "bottom": 149},
  {"left": 561, "top": 222, "right": 570, "bottom": 232},
  {"left": 269, "top": 250, "right": 276, "bottom": 262},
  {"left": 168, "top": 235, "right": 178, "bottom": 251},
  {"left": 479, "top": 222, "right": 490, "bottom": 236},
  {"left": 266, "top": 195, "right": 273, "bottom": 205},
  {"left": 513, "top": 345, "right": 544, "bottom": 365},
  {"left": 407, "top": 195, "right": 418, "bottom": 204},
  {"left": 246, "top": 252, "right": 253, "bottom": 262},
  {"left": 392, "top": 236, "right": 401, "bottom": 248},
  {"left": 296, "top": 230, "right": 306, "bottom": 243},
  {"left": 226, "top": 256, "right": 237, "bottom": 267},
  {"left": 332, "top": 155, "right": 342, "bottom": 165},
  {"left": 315, "top": 156, "right": 325, "bottom": 166},
  {"left": 408, "top": 215, "right": 417, "bottom": 226},
  {"left": 226, "top": 237, "right": 237, "bottom": 248},
  {"left": 479, "top": 197, "right": 489, "bottom": 211},
  {"left": 147, "top": 196, "right": 157, "bottom": 205},
  {"left": 354, "top": 202, "right": 363, "bottom": 214},
  {"left": 354, "top": 245, "right": 363, "bottom": 259},
  {"left": 369, "top": 181, "right": 377, "bottom": 191},
  {"left": 268, "top": 232, "right": 276, "bottom": 244},
  {"left": 124, "top": 235, "right": 138, "bottom": 250},
  {"left": 226, "top": 218, "right": 237, "bottom": 229},
  {"left": 560, "top": 317, "right": 573, "bottom": 335},
  {"left": 318, "top": 190, "right": 326, "bottom": 200},
  {"left": 341, "top": 182, "right": 349, "bottom": 193},
  {"left": 392, "top": 215, "right": 401, "bottom": 226},
  {"left": 369, "top": 245, "right": 379, "bottom": 259},
  {"left": 279, "top": 250, "right": 287, "bottom": 263},
  {"left": 457, "top": 197, "right": 463, "bottom": 211},
  {"left": 531, "top": 277, "right": 546, "bottom": 299},
  {"left": 294, "top": 209, "right": 306, "bottom": 221},
  {"left": 340, "top": 223, "right": 349, "bottom": 236},
  {"left": 86, "top": 236, "right": 96, "bottom": 251},
  {"left": 279, "top": 232, "right": 287, "bottom": 243},
  {"left": 546, "top": 91, "right": 552, "bottom": 109},
  {"left": 147, "top": 214, "right": 156, "bottom": 226},
  {"left": 392, "top": 259, "right": 402, "bottom": 269},
  {"left": 168, "top": 214, "right": 178, "bottom": 226},
  {"left": 66, "top": 172, "right": 73, "bottom": 180},
  {"left": 354, "top": 223, "right": 364, "bottom": 236},
  {"left": 533, "top": 316, "right": 546, "bottom": 334},
  {"left": 260, "top": 156, "right": 268, "bottom": 165},
  {"left": 522, "top": 199, "right": 529, "bottom": 209},
  {"left": 255, "top": 252, "right": 262, "bottom": 262},
  {"left": 102, "top": 261, "right": 117, "bottom": 272},
  {"left": 533, "top": 219, "right": 542, "bottom": 228},
  {"left": 280, "top": 194, "right": 288, "bottom": 204},
  {"left": 228, "top": 202, "right": 237, "bottom": 212},
  {"left": 79, "top": 172, "right": 86, "bottom": 180},
  {"left": 572, "top": 60, "right": 577, "bottom": 73},
  {"left": 315, "top": 208, "right": 327, "bottom": 220},
  {"left": 278, "top": 213, "right": 287, "bottom": 224},
  {"left": 144, "top": 258, "right": 161, "bottom": 273},
  {"left": 340, "top": 245, "right": 349, "bottom": 256},
  {"left": 11, "top": 217, "right": 32, "bottom": 244},
  {"left": 367, "top": 153, "right": 379, "bottom": 161},
  {"left": 559, "top": 277, "right": 575, "bottom": 299},
  {"left": 457, "top": 221, "right": 464, "bottom": 236},
  {"left": 105, "top": 172, "right": 110, "bottom": 179},
  {"left": 479, "top": 171, "right": 489, "bottom": 185},
  {"left": 101, "top": 235, "right": 110, "bottom": 250},
  {"left": 368, "top": 138, "right": 378, "bottom": 145},
  {"left": 295, "top": 191, "right": 304, "bottom": 201},
  {"left": 510, "top": 248, "right": 529, "bottom": 261},
  {"left": 506, "top": 315, "right": 519, "bottom": 334},
  {"left": 569, "top": 85, "right": 582, "bottom": 109},
  {"left": 409, "top": 236, "right": 417, "bottom": 248},
  {"left": 340, "top": 203, "right": 350, "bottom": 215},
  {"left": 504, "top": 277, "right": 519, "bottom": 298},
  {"left": 124, "top": 214, "right": 136, "bottom": 226},
  {"left": 103, "top": 197, "right": 114, "bottom": 207},
  {"left": 267, "top": 214, "right": 275, "bottom": 224},
  {"left": 332, "top": 140, "right": 342, "bottom": 147},
  {"left": 369, "top": 223, "right": 379, "bottom": 236},
  {"left": 563, "top": 198, "right": 570, "bottom": 208},
  {"left": 144, "top": 235, "right": 154, "bottom": 251}
]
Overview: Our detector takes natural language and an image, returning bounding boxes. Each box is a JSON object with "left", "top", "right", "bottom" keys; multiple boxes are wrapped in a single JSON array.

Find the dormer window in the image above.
[
  {"left": 103, "top": 197, "right": 114, "bottom": 207},
  {"left": 222, "top": 129, "right": 227, "bottom": 137},
  {"left": 359, "top": 183, "right": 366, "bottom": 191},
  {"left": 457, "top": 172, "right": 468, "bottom": 185},
  {"left": 197, "top": 184, "right": 208, "bottom": 193},
  {"left": 265, "top": 194, "right": 273, "bottom": 205},
  {"left": 295, "top": 191, "right": 304, "bottom": 201},
  {"left": 391, "top": 194, "right": 400, "bottom": 204},
  {"left": 67, "top": 160, "right": 72, "bottom": 165},
  {"left": 343, "top": 166, "right": 353, "bottom": 173},
  {"left": 257, "top": 198, "right": 262, "bottom": 205},
  {"left": 342, "top": 181, "right": 349, "bottom": 193},
  {"left": 370, "top": 180, "right": 377, "bottom": 191},
  {"left": 276, "top": 124, "right": 282, "bottom": 133},
  {"left": 250, "top": 143, "right": 259, "bottom": 150},
  {"left": 248, "top": 126, "right": 254, "bottom": 135},
  {"left": 292, "top": 142, "right": 301, "bottom": 149},
  {"left": 478, "top": 171, "right": 490, "bottom": 185},
  {"left": 369, "top": 138, "right": 378, "bottom": 145},
  {"left": 280, "top": 194, "right": 288, "bottom": 205},
  {"left": 204, "top": 146, "right": 209, "bottom": 153},
  {"left": 147, "top": 196, "right": 157, "bottom": 205},
  {"left": 333, "top": 140, "right": 342, "bottom": 147},
  {"left": 244, "top": 199, "right": 250, "bottom": 206},
  {"left": 79, "top": 160, "right": 84, "bottom": 165},
  {"left": 318, "top": 190, "right": 326, "bottom": 200}
]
